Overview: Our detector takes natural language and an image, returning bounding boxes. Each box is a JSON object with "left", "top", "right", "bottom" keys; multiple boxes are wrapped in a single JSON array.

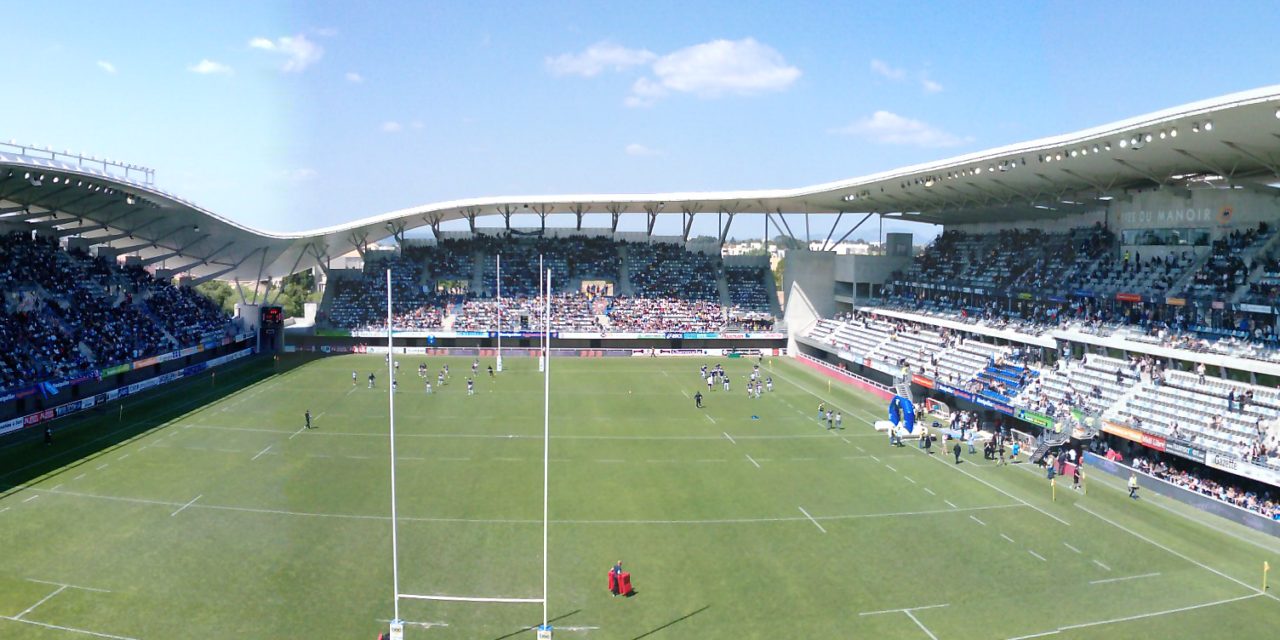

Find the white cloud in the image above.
[
  {"left": 410, "top": 121, "right": 424, "bottom": 130},
  {"left": 550, "top": 37, "right": 799, "bottom": 107},
  {"left": 188, "top": 59, "right": 232, "bottom": 75},
  {"left": 870, "top": 58, "right": 906, "bottom": 81},
  {"left": 381, "top": 121, "right": 403, "bottom": 133},
  {"left": 639, "top": 38, "right": 800, "bottom": 102},
  {"left": 96, "top": 60, "right": 117, "bottom": 74},
  {"left": 623, "top": 77, "right": 668, "bottom": 108},
  {"left": 921, "top": 78, "right": 943, "bottom": 93},
  {"left": 345, "top": 71, "right": 364, "bottom": 83},
  {"left": 624, "top": 143, "right": 660, "bottom": 157},
  {"left": 248, "top": 34, "right": 323, "bottom": 72},
  {"left": 545, "top": 41, "right": 656, "bottom": 77},
  {"left": 830, "top": 111, "right": 971, "bottom": 148}
]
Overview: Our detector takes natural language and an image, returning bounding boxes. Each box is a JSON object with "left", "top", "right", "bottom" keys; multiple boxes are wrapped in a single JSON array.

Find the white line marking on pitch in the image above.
[
  {"left": 1076, "top": 503, "right": 1277, "bottom": 602},
  {"left": 970, "top": 515, "right": 986, "bottom": 526},
  {"left": 884, "top": 464, "right": 897, "bottom": 472},
  {"left": 798, "top": 506, "right": 827, "bottom": 533},
  {"left": 921, "top": 445, "right": 1071, "bottom": 526},
  {"left": 855, "top": 445, "right": 865, "bottom": 452},
  {"left": 118, "top": 454, "right": 129, "bottom": 461},
  {"left": 0, "top": 615, "right": 139, "bottom": 639},
  {"left": 0, "top": 507, "right": 9, "bottom": 514},
  {"left": 745, "top": 454, "right": 761, "bottom": 469},
  {"left": 1000, "top": 533, "right": 1016, "bottom": 544},
  {"left": 840, "top": 436, "right": 851, "bottom": 443},
  {"left": 680, "top": 390, "right": 689, "bottom": 398},
  {"left": 96, "top": 464, "right": 108, "bottom": 471},
  {"left": 251, "top": 445, "right": 272, "bottom": 461},
  {"left": 860, "top": 603, "right": 948, "bottom": 640},
  {"left": 1090, "top": 572, "right": 1160, "bottom": 585},
  {"left": 723, "top": 432, "right": 736, "bottom": 444},
  {"left": 904, "top": 610, "right": 941, "bottom": 640},
  {"left": 1003, "top": 593, "right": 1260, "bottom": 640},
  {"left": 860, "top": 603, "right": 950, "bottom": 616},
  {"left": 923, "top": 487, "right": 936, "bottom": 496},
  {"left": 904, "top": 476, "right": 916, "bottom": 484},
  {"left": 171, "top": 494, "right": 202, "bottom": 517},
  {"left": 1028, "top": 550, "right": 1047, "bottom": 562},
  {"left": 1063, "top": 542, "right": 1082, "bottom": 554},
  {"left": 944, "top": 500, "right": 957, "bottom": 509},
  {"left": 870, "top": 455, "right": 880, "bottom": 462},
  {"left": 50, "top": 484, "right": 62, "bottom": 491},
  {"left": 27, "top": 578, "right": 110, "bottom": 593},
  {"left": 1092, "top": 559, "right": 1112, "bottom": 571},
  {"left": 289, "top": 425, "right": 307, "bottom": 440},
  {"left": 15, "top": 585, "right": 66, "bottom": 619},
  {"left": 22, "top": 495, "right": 38, "bottom": 503},
  {"left": 705, "top": 414, "right": 717, "bottom": 424},
  {"left": 74, "top": 474, "right": 86, "bottom": 481}
]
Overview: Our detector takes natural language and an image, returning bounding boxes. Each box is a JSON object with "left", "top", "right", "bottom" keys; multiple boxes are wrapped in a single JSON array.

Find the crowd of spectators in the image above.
[
  {"left": 0, "top": 231, "right": 234, "bottom": 393},
  {"left": 607, "top": 298, "right": 726, "bottom": 332},
  {"left": 724, "top": 266, "right": 771, "bottom": 312},
  {"left": 628, "top": 242, "right": 719, "bottom": 301},
  {"left": 1127, "top": 452, "right": 1279, "bottom": 520}
]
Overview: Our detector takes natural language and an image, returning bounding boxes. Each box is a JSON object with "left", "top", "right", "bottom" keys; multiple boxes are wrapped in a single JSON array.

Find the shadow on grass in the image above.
[
  {"left": 490, "top": 609, "right": 582, "bottom": 640},
  {"left": 0, "top": 353, "right": 321, "bottom": 496},
  {"left": 629, "top": 605, "right": 710, "bottom": 639}
]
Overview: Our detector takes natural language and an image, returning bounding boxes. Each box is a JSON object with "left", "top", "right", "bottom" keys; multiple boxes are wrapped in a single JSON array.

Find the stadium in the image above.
[{"left": 4, "top": 47, "right": 1280, "bottom": 640}]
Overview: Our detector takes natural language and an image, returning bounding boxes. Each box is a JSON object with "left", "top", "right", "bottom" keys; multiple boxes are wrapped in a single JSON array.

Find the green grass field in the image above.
[{"left": 1, "top": 353, "right": 1278, "bottom": 639}]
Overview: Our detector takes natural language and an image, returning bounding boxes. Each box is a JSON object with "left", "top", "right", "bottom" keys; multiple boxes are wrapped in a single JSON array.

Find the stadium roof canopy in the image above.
[{"left": 3, "top": 85, "right": 1280, "bottom": 282}]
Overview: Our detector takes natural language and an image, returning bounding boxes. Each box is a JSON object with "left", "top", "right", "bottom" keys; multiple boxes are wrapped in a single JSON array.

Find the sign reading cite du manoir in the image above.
[{"left": 1117, "top": 207, "right": 1221, "bottom": 226}]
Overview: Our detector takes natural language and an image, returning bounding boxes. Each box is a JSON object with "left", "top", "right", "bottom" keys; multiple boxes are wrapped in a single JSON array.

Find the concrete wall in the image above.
[{"left": 783, "top": 250, "right": 836, "bottom": 319}]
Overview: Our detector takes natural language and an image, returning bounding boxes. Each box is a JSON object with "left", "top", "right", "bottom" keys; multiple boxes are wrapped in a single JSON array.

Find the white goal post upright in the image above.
[
  {"left": 387, "top": 269, "right": 403, "bottom": 627},
  {"left": 496, "top": 254, "right": 503, "bottom": 373},
  {"left": 538, "top": 255, "right": 545, "bottom": 373},
  {"left": 541, "top": 266, "right": 551, "bottom": 632}
]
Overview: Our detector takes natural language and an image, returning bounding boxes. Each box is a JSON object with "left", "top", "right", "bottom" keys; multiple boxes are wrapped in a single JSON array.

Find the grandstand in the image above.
[{"left": 3, "top": 87, "right": 1280, "bottom": 638}]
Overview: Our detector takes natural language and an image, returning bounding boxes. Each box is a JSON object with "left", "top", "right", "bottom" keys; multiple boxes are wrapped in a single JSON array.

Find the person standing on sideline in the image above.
[
  {"left": 609, "top": 560, "right": 623, "bottom": 596},
  {"left": 694, "top": 391, "right": 703, "bottom": 408},
  {"left": 1128, "top": 472, "right": 1140, "bottom": 499},
  {"left": 953, "top": 440, "right": 962, "bottom": 464},
  {"left": 352, "top": 370, "right": 357, "bottom": 385},
  {"left": 968, "top": 430, "right": 978, "bottom": 455},
  {"left": 1073, "top": 461, "right": 1082, "bottom": 490},
  {"left": 368, "top": 372, "right": 376, "bottom": 389},
  {"left": 835, "top": 412, "right": 843, "bottom": 430},
  {"left": 304, "top": 409, "right": 312, "bottom": 430}
]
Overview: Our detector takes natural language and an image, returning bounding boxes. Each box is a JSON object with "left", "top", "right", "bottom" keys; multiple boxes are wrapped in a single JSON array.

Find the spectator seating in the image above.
[{"left": 0, "top": 231, "right": 233, "bottom": 393}]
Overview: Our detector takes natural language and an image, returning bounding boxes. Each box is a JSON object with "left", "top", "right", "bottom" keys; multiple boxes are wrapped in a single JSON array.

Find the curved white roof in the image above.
[{"left": 3, "top": 85, "right": 1279, "bottom": 281}]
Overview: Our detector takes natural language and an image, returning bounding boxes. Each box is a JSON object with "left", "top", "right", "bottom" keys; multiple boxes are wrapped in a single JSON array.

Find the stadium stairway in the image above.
[
  {"left": 469, "top": 249, "right": 485, "bottom": 294},
  {"left": 617, "top": 245, "right": 635, "bottom": 296},
  {"left": 1028, "top": 441, "right": 1052, "bottom": 464},
  {"left": 717, "top": 271, "right": 732, "bottom": 308},
  {"left": 1232, "top": 231, "right": 1280, "bottom": 303}
]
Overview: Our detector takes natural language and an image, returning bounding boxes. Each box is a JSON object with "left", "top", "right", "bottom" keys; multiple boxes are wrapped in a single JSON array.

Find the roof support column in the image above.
[
  {"left": 462, "top": 207, "right": 480, "bottom": 235},
  {"left": 643, "top": 202, "right": 664, "bottom": 237},
  {"left": 607, "top": 204, "right": 624, "bottom": 233},
  {"left": 717, "top": 207, "right": 738, "bottom": 246},
  {"left": 681, "top": 205, "right": 700, "bottom": 242},
  {"left": 571, "top": 204, "right": 587, "bottom": 230},
  {"left": 828, "top": 212, "right": 874, "bottom": 251},
  {"left": 497, "top": 204, "right": 516, "bottom": 231},
  {"left": 531, "top": 204, "right": 553, "bottom": 233},
  {"left": 347, "top": 230, "right": 370, "bottom": 260}
]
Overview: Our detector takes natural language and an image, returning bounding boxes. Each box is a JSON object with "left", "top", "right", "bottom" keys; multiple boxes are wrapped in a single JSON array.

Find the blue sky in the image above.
[{"left": 4, "top": 0, "right": 1278, "bottom": 242}]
